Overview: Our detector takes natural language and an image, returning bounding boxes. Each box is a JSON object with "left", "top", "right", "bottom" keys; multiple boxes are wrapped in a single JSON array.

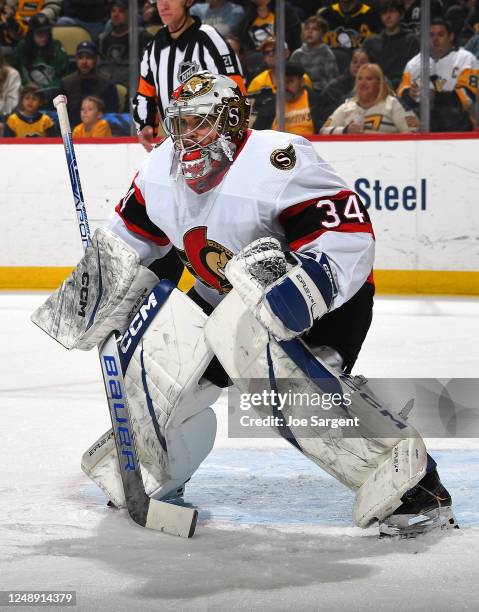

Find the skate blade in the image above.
[{"left": 379, "top": 507, "right": 459, "bottom": 539}]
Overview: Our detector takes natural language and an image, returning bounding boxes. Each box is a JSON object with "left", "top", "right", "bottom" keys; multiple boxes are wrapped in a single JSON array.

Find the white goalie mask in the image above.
[{"left": 163, "top": 71, "right": 250, "bottom": 193}]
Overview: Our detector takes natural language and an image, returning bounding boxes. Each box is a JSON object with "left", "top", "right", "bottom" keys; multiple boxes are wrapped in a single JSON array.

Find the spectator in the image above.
[
  {"left": 443, "top": 3, "right": 478, "bottom": 47},
  {"left": 56, "top": 0, "right": 108, "bottom": 40},
  {"left": 290, "top": 16, "right": 338, "bottom": 92},
  {"left": 190, "top": 0, "right": 246, "bottom": 38},
  {"left": 465, "top": 1, "right": 479, "bottom": 34},
  {"left": 242, "top": 0, "right": 301, "bottom": 52},
  {"left": 319, "top": 1, "right": 383, "bottom": 49},
  {"left": 465, "top": 32, "right": 479, "bottom": 58},
  {"left": 0, "top": 46, "right": 21, "bottom": 115},
  {"left": 4, "top": 83, "right": 56, "bottom": 136},
  {"left": 271, "top": 61, "right": 322, "bottom": 134},
  {"left": 363, "top": 0, "right": 419, "bottom": 89},
  {"left": 133, "top": 0, "right": 243, "bottom": 151},
  {"left": 98, "top": 0, "right": 152, "bottom": 88},
  {"left": 403, "top": 0, "right": 444, "bottom": 35},
  {"left": 72, "top": 95, "right": 112, "bottom": 137},
  {"left": 290, "top": 0, "right": 329, "bottom": 21},
  {"left": 317, "top": 47, "right": 370, "bottom": 124},
  {"left": 398, "top": 18, "right": 479, "bottom": 131},
  {"left": 247, "top": 37, "right": 312, "bottom": 95},
  {"left": 321, "top": 62, "right": 418, "bottom": 133},
  {"left": 12, "top": 13, "right": 69, "bottom": 104},
  {"left": 0, "top": 0, "right": 24, "bottom": 47},
  {"left": 8, "top": 0, "right": 63, "bottom": 26},
  {"left": 60, "top": 40, "right": 119, "bottom": 126},
  {"left": 141, "top": 0, "right": 162, "bottom": 27}
]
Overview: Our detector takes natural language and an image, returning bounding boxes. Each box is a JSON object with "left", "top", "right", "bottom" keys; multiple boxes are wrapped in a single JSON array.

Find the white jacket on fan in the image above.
[
  {"left": 0, "top": 66, "right": 21, "bottom": 116},
  {"left": 320, "top": 95, "right": 418, "bottom": 134}
]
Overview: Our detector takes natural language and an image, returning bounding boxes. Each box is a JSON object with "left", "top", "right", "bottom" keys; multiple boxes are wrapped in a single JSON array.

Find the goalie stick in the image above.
[{"left": 53, "top": 95, "right": 198, "bottom": 537}]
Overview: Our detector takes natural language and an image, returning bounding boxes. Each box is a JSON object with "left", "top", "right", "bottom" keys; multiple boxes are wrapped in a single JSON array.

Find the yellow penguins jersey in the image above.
[
  {"left": 320, "top": 95, "right": 418, "bottom": 134},
  {"left": 272, "top": 89, "right": 315, "bottom": 136},
  {"left": 247, "top": 69, "right": 313, "bottom": 94},
  {"left": 320, "top": 2, "right": 382, "bottom": 49},
  {"left": 15, "top": 0, "right": 45, "bottom": 19},
  {"left": 72, "top": 119, "right": 112, "bottom": 138},
  {"left": 247, "top": 12, "right": 275, "bottom": 49},
  {"left": 398, "top": 48, "right": 479, "bottom": 110},
  {"left": 6, "top": 111, "right": 54, "bottom": 137},
  {"left": 107, "top": 130, "right": 374, "bottom": 311}
]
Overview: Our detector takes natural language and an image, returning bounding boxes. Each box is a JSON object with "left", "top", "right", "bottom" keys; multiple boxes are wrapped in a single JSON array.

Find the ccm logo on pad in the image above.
[
  {"left": 119, "top": 292, "right": 158, "bottom": 353},
  {"left": 78, "top": 272, "right": 89, "bottom": 317}
]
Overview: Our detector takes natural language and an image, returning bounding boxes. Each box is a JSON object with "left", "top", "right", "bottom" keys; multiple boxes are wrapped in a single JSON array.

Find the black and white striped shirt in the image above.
[{"left": 132, "top": 17, "right": 243, "bottom": 132}]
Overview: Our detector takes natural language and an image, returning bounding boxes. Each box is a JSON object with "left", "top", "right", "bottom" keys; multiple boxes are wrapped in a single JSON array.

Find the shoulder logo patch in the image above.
[{"left": 270, "top": 144, "right": 296, "bottom": 170}]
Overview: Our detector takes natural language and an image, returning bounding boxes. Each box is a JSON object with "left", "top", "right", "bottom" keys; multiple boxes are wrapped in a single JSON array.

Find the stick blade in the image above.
[{"left": 144, "top": 500, "right": 198, "bottom": 538}]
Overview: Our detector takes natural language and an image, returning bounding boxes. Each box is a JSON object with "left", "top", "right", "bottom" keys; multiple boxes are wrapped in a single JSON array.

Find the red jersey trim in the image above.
[
  {"left": 132, "top": 173, "right": 146, "bottom": 206},
  {"left": 115, "top": 204, "right": 170, "bottom": 246},
  {"left": 290, "top": 223, "right": 374, "bottom": 251}
]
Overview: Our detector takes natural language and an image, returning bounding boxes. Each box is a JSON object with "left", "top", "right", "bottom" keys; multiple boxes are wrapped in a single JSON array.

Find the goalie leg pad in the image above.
[
  {"left": 31, "top": 227, "right": 159, "bottom": 350},
  {"left": 83, "top": 288, "right": 221, "bottom": 506},
  {"left": 352, "top": 436, "right": 427, "bottom": 528},
  {"left": 205, "top": 289, "right": 429, "bottom": 525}
]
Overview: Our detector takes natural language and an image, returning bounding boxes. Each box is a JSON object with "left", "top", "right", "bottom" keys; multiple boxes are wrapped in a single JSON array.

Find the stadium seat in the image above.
[{"left": 52, "top": 26, "right": 92, "bottom": 56}]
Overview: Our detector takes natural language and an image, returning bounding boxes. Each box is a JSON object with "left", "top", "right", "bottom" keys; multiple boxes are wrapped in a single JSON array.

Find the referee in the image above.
[{"left": 133, "top": 0, "right": 245, "bottom": 151}]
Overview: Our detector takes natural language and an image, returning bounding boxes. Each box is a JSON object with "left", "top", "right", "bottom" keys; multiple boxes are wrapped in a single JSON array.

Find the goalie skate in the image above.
[{"left": 379, "top": 470, "right": 458, "bottom": 538}]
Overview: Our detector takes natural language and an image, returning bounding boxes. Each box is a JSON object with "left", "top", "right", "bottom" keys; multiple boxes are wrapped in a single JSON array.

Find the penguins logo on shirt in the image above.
[
  {"left": 270, "top": 144, "right": 296, "bottom": 170},
  {"left": 182, "top": 227, "right": 234, "bottom": 293}
]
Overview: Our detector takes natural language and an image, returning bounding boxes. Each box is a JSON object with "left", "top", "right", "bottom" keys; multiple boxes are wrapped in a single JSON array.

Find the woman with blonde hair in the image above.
[{"left": 320, "top": 62, "right": 418, "bottom": 134}]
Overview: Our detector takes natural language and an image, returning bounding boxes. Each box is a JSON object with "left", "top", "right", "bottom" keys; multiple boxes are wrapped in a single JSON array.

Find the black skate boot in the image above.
[{"left": 379, "top": 469, "right": 458, "bottom": 538}]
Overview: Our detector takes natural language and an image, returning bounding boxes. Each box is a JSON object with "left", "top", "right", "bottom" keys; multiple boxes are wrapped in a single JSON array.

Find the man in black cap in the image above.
[
  {"left": 60, "top": 40, "right": 119, "bottom": 126},
  {"left": 252, "top": 62, "right": 322, "bottom": 135}
]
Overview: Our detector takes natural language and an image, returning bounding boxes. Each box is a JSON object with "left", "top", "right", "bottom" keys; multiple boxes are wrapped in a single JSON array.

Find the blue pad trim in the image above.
[{"left": 118, "top": 280, "right": 176, "bottom": 373}]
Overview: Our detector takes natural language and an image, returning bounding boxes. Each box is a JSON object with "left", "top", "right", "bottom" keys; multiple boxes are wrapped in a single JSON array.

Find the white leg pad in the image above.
[
  {"left": 81, "top": 430, "right": 124, "bottom": 507},
  {"left": 353, "top": 437, "right": 427, "bottom": 527},
  {"left": 205, "top": 289, "right": 429, "bottom": 526},
  {"left": 82, "top": 288, "right": 221, "bottom": 506}
]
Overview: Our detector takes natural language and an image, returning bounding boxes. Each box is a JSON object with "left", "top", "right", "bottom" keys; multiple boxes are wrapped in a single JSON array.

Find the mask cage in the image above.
[{"left": 163, "top": 103, "right": 226, "bottom": 152}]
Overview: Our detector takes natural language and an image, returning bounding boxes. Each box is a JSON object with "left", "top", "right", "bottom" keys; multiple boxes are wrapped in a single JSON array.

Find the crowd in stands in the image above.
[{"left": 0, "top": 0, "right": 479, "bottom": 138}]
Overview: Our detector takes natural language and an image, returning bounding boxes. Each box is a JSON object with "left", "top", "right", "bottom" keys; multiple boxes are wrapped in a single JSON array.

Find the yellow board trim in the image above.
[
  {"left": 373, "top": 270, "right": 479, "bottom": 296},
  {"left": 0, "top": 266, "right": 197, "bottom": 293},
  {"left": 0, "top": 267, "right": 478, "bottom": 296},
  {"left": 0, "top": 267, "right": 74, "bottom": 290}
]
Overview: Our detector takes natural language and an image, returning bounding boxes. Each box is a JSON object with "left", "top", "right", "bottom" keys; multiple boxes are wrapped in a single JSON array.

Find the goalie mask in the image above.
[{"left": 163, "top": 71, "right": 250, "bottom": 193}]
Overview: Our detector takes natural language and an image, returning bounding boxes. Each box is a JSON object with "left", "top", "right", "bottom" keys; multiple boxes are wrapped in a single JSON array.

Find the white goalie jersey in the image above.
[{"left": 109, "top": 129, "right": 375, "bottom": 310}]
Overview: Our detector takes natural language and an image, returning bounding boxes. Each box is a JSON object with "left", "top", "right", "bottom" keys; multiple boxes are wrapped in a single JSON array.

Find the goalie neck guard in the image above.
[{"left": 163, "top": 71, "right": 250, "bottom": 193}]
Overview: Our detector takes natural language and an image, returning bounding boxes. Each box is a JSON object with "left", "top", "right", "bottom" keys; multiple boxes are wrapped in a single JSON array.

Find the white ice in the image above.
[{"left": 1, "top": 293, "right": 479, "bottom": 611}]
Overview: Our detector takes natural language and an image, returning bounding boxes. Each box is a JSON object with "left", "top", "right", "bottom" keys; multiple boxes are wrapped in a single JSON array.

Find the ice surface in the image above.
[{"left": 1, "top": 293, "right": 478, "bottom": 611}]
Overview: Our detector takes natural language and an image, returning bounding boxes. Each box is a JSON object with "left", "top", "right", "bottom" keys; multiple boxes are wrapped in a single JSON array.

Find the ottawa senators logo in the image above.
[
  {"left": 270, "top": 143, "right": 296, "bottom": 170},
  {"left": 181, "top": 227, "right": 234, "bottom": 294},
  {"left": 177, "top": 75, "right": 214, "bottom": 100}
]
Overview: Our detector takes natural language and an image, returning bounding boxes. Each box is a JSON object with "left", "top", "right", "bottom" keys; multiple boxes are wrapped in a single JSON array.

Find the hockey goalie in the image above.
[{"left": 32, "top": 71, "right": 457, "bottom": 538}]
